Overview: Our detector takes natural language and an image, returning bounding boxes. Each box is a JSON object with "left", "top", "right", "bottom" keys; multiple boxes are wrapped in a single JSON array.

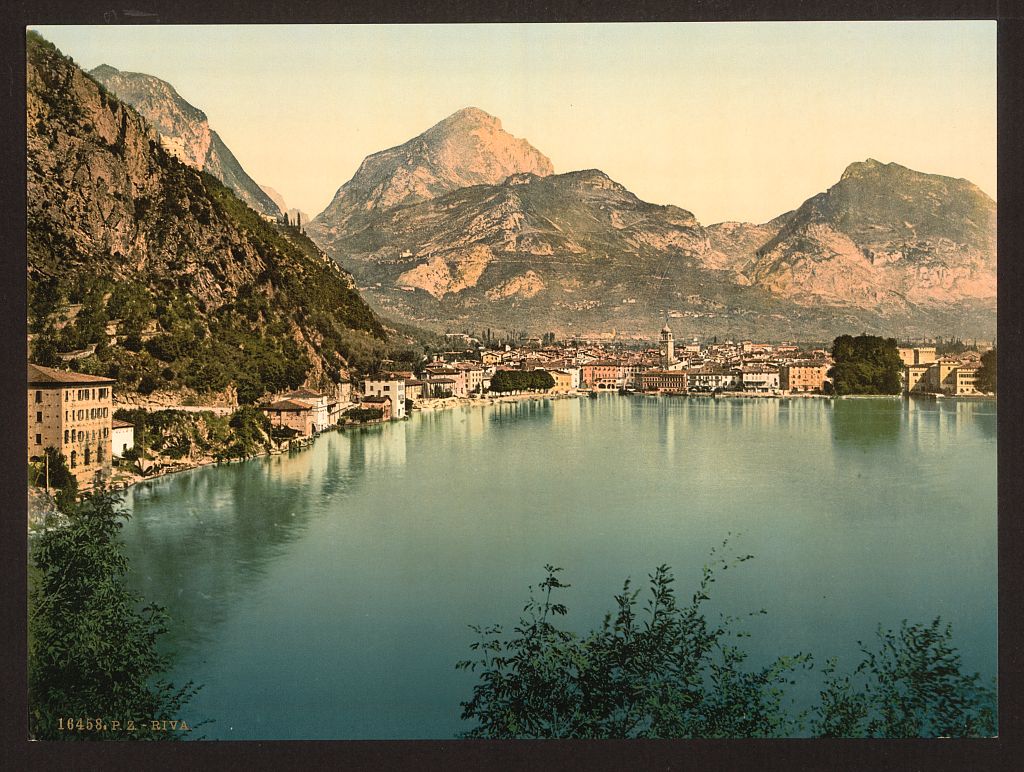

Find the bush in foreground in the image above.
[
  {"left": 29, "top": 489, "right": 199, "bottom": 740},
  {"left": 457, "top": 544, "right": 995, "bottom": 738}
]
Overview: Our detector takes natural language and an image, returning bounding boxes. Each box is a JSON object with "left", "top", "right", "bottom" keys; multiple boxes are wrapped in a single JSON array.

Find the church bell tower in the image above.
[{"left": 659, "top": 323, "right": 675, "bottom": 369}]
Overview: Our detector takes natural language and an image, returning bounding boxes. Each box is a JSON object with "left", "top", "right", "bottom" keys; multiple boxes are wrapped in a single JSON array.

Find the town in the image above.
[{"left": 27, "top": 324, "right": 994, "bottom": 503}]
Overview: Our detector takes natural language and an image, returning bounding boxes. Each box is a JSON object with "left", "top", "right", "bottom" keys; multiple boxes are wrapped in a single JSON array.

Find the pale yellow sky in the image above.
[{"left": 35, "top": 22, "right": 996, "bottom": 225}]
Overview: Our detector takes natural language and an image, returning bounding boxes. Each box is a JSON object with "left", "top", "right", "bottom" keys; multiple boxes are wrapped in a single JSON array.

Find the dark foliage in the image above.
[
  {"left": 976, "top": 348, "right": 996, "bottom": 393},
  {"left": 29, "top": 489, "right": 199, "bottom": 739},
  {"left": 828, "top": 334, "right": 903, "bottom": 395},
  {"left": 458, "top": 549, "right": 996, "bottom": 739},
  {"left": 488, "top": 369, "right": 556, "bottom": 394}
]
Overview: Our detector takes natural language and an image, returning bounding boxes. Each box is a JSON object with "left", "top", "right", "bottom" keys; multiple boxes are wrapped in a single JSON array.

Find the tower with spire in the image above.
[{"left": 659, "top": 321, "right": 676, "bottom": 369}]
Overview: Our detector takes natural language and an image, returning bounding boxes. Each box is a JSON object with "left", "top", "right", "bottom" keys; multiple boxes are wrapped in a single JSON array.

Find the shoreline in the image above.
[{"left": 98, "top": 388, "right": 997, "bottom": 494}]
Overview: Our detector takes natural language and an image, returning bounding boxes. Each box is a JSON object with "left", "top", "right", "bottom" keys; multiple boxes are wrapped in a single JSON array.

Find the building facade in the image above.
[
  {"left": 640, "top": 370, "right": 688, "bottom": 393},
  {"left": 780, "top": 363, "right": 829, "bottom": 393},
  {"left": 28, "top": 363, "right": 115, "bottom": 487},
  {"left": 111, "top": 418, "right": 135, "bottom": 458},
  {"left": 363, "top": 378, "right": 407, "bottom": 418}
]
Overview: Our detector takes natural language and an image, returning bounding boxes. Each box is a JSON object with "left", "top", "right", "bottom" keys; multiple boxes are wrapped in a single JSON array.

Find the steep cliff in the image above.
[
  {"left": 27, "top": 32, "right": 386, "bottom": 404},
  {"left": 89, "top": 63, "right": 282, "bottom": 219}
]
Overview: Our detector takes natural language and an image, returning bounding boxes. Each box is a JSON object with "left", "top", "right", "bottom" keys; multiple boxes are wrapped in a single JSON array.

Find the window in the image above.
[
  {"left": 78, "top": 431, "right": 84, "bottom": 442},
  {"left": 65, "top": 391, "right": 69, "bottom": 401},
  {"left": 103, "top": 427, "right": 108, "bottom": 438},
  {"left": 97, "top": 445, "right": 103, "bottom": 463},
  {"left": 35, "top": 434, "right": 41, "bottom": 445},
  {"left": 64, "top": 430, "right": 68, "bottom": 443},
  {"left": 35, "top": 390, "right": 42, "bottom": 403},
  {"left": 84, "top": 446, "right": 91, "bottom": 466},
  {"left": 70, "top": 450, "right": 77, "bottom": 468},
  {"left": 36, "top": 411, "right": 42, "bottom": 423}
]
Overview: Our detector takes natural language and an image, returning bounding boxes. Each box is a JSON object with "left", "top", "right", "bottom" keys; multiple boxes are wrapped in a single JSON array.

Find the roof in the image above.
[
  {"left": 282, "top": 388, "right": 325, "bottom": 399},
  {"left": 431, "top": 378, "right": 456, "bottom": 384},
  {"left": 111, "top": 419, "right": 134, "bottom": 429},
  {"left": 361, "top": 395, "right": 391, "bottom": 403},
  {"left": 28, "top": 363, "right": 116, "bottom": 386},
  {"left": 404, "top": 379, "right": 426, "bottom": 386},
  {"left": 262, "top": 399, "right": 313, "bottom": 411}
]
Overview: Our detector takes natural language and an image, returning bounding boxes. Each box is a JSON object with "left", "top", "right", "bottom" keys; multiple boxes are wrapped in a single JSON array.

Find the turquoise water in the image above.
[{"left": 119, "top": 396, "right": 997, "bottom": 739}]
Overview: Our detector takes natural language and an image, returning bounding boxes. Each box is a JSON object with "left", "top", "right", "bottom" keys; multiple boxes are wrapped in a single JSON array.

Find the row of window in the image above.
[
  {"left": 64, "top": 427, "right": 110, "bottom": 444},
  {"left": 62, "top": 387, "right": 110, "bottom": 402},
  {"left": 69, "top": 445, "right": 104, "bottom": 468},
  {"left": 65, "top": 407, "right": 109, "bottom": 421}
]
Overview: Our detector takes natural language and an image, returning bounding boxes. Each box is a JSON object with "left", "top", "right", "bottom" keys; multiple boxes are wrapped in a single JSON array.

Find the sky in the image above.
[{"left": 33, "top": 22, "right": 996, "bottom": 225}]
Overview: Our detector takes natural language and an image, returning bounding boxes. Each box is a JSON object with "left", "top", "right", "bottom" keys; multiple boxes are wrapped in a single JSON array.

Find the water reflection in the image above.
[
  {"left": 830, "top": 398, "right": 902, "bottom": 448},
  {"left": 116, "top": 396, "right": 996, "bottom": 739}
]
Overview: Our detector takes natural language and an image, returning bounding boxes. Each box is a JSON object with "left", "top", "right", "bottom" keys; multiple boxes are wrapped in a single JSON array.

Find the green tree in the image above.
[
  {"left": 813, "top": 619, "right": 996, "bottom": 737},
  {"left": 828, "top": 334, "right": 903, "bottom": 395},
  {"left": 29, "top": 489, "right": 199, "bottom": 739},
  {"left": 488, "top": 369, "right": 556, "bottom": 394},
  {"left": 29, "top": 446, "right": 78, "bottom": 511},
  {"left": 458, "top": 550, "right": 996, "bottom": 739},
  {"left": 457, "top": 545, "right": 810, "bottom": 738},
  {"left": 976, "top": 348, "right": 996, "bottom": 393}
]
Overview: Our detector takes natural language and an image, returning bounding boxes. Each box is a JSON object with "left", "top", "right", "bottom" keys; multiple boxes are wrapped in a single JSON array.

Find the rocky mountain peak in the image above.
[
  {"left": 89, "top": 64, "right": 280, "bottom": 218},
  {"left": 308, "top": 107, "right": 553, "bottom": 237}
]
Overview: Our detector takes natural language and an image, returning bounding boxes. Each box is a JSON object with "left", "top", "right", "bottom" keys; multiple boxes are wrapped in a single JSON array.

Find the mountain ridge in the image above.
[
  {"left": 89, "top": 63, "right": 282, "bottom": 219},
  {"left": 28, "top": 32, "right": 388, "bottom": 404}
]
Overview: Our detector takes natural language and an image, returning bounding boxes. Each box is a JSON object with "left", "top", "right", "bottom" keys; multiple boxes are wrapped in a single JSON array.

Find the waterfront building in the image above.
[
  {"left": 28, "top": 363, "right": 115, "bottom": 487},
  {"left": 423, "top": 366, "right": 468, "bottom": 397},
  {"left": 363, "top": 378, "right": 407, "bottom": 418},
  {"left": 453, "top": 362, "right": 486, "bottom": 395},
  {"left": 111, "top": 418, "right": 135, "bottom": 458},
  {"left": 740, "top": 367, "right": 780, "bottom": 392},
  {"left": 904, "top": 359, "right": 983, "bottom": 396},
  {"left": 404, "top": 379, "right": 426, "bottom": 401},
  {"left": 780, "top": 363, "right": 829, "bottom": 393},
  {"left": 360, "top": 395, "right": 393, "bottom": 421},
  {"left": 262, "top": 398, "right": 319, "bottom": 435},
  {"left": 688, "top": 367, "right": 741, "bottom": 392},
  {"left": 640, "top": 370, "right": 688, "bottom": 393},
  {"left": 581, "top": 359, "right": 624, "bottom": 390},
  {"left": 280, "top": 387, "right": 339, "bottom": 427},
  {"left": 547, "top": 370, "right": 575, "bottom": 393}
]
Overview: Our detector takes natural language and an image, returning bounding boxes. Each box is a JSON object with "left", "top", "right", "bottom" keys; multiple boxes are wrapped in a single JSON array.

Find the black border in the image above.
[{"left": 3, "top": 1, "right": 1021, "bottom": 769}]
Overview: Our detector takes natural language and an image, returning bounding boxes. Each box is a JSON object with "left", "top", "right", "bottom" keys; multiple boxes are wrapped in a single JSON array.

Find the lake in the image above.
[{"left": 119, "top": 395, "right": 998, "bottom": 739}]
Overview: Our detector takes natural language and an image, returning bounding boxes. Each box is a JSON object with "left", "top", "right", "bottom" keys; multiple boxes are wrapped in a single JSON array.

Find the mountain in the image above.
[
  {"left": 307, "top": 107, "right": 554, "bottom": 240},
  {"left": 27, "top": 32, "right": 386, "bottom": 404},
  {"left": 742, "top": 159, "right": 996, "bottom": 311},
  {"left": 89, "top": 63, "right": 282, "bottom": 219},
  {"left": 705, "top": 213, "right": 793, "bottom": 275},
  {"left": 310, "top": 166, "right": 913, "bottom": 338},
  {"left": 305, "top": 108, "right": 995, "bottom": 339},
  {"left": 260, "top": 184, "right": 310, "bottom": 226}
]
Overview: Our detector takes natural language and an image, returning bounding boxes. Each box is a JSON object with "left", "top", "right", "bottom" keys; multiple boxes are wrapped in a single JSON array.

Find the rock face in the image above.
[
  {"left": 743, "top": 160, "right": 996, "bottom": 311},
  {"left": 27, "top": 32, "right": 384, "bottom": 401},
  {"left": 307, "top": 107, "right": 554, "bottom": 239},
  {"left": 705, "top": 213, "right": 793, "bottom": 275},
  {"left": 90, "top": 63, "right": 282, "bottom": 218},
  {"left": 305, "top": 107, "right": 995, "bottom": 339}
]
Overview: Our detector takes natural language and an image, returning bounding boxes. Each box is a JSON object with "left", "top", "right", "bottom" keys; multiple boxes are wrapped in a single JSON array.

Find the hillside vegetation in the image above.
[{"left": 27, "top": 31, "right": 393, "bottom": 404}]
